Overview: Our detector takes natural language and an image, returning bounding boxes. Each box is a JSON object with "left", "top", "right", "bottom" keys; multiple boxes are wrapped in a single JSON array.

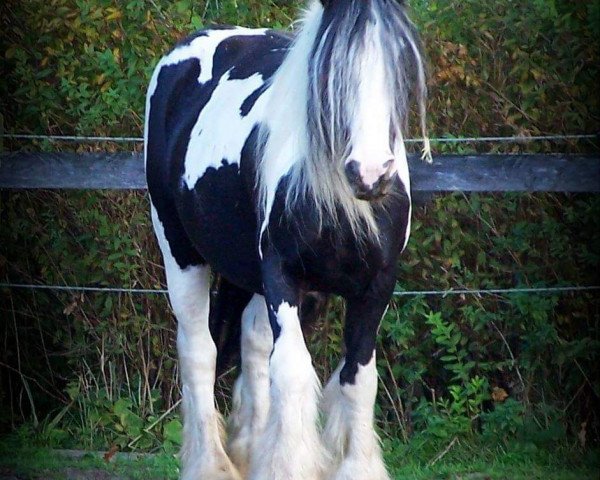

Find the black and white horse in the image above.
[{"left": 145, "top": 1, "right": 429, "bottom": 479}]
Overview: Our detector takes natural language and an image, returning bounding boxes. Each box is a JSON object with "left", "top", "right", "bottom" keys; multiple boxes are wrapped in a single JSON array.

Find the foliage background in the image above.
[{"left": 1, "top": 0, "right": 599, "bottom": 467}]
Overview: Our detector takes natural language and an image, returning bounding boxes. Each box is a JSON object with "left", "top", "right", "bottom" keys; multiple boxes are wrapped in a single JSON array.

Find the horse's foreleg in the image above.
[
  {"left": 227, "top": 294, "right": 272, "bottom": 477},
  {"left": 322, "top": 275, "right": 395, "bottom": 480},
  {"left": 249, "top": 258, "right": 327, "bottom": 480},
  {"left": 152, "top": 208, "right": 241, "bottom": 480}
]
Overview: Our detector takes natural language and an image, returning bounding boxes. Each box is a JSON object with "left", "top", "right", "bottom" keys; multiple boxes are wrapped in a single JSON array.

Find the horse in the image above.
[{"left": 145, "top": 1, "right": 430, "bottom": 479}]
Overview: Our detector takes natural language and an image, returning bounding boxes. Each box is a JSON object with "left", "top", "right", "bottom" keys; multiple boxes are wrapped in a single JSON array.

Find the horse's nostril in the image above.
[{"left": 382, "top": 158, "right": 394, "bottom": 170}]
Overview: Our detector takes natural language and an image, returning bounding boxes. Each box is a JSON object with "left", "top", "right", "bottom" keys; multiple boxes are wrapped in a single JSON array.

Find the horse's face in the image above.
[{"left": 343, "top": 32, "right": 396, "bottom": 201}]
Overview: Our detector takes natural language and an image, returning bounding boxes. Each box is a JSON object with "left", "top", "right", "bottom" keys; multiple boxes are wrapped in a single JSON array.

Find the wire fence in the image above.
[
  {"left": 1, "top": 131, "right": 598, "bottom": 303},
  {"left": 1, "top": 282, "right": 598, "bottom": 297},
  {"left": 1, "top": 132, "right": 598, "bottom": 144}
]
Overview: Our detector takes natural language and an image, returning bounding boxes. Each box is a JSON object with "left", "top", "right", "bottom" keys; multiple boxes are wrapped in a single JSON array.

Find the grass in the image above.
[
  {"left": 0, "top": 435, "right": 597, "bottom": 480},
  {"left": 386, "top": 439, "right": 600, "bottom": 480},
  {"left": 0, "top": 439, "right": 178, "bottom": 480}
]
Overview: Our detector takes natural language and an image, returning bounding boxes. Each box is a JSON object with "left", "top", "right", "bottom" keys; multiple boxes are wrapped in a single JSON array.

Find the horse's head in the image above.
[
  {"left": 309, "top": 0, "right": 426, "bottom": 201},
  {"left": 257, "top": 0, "right": 427, "bottom": 241}
]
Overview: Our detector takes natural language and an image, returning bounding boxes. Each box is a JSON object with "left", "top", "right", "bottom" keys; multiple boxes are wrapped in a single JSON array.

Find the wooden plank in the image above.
[
  {"left": 0, "top": 152, "right": 598, "bottom": 192},
  {"left": 0, "top": 152, "right": 146, "bottom": 190},
  {"left": 411, "top": 154, "right": 600, "bottom": 192}
]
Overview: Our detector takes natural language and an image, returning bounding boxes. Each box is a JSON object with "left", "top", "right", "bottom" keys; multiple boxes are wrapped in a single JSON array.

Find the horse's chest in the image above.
[
  {"left": 275, "top": 231, "right": 389, "bottom": 298},
  {"left": 265, "top": 191, "right": 406, "bottom": 299},
  {"left": 304, "top": 249, "right": 383, "bottom": 296}
]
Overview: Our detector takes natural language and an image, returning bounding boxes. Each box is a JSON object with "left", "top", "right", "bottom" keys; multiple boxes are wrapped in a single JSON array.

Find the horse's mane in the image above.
[{"left": 257, "top": 0, "right": 429, "bottom": 246}]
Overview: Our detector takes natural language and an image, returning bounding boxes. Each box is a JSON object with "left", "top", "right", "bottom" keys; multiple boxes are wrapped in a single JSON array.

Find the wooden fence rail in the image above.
[{"left": 0, "top": 152, "right": 598, "bottom": 192}]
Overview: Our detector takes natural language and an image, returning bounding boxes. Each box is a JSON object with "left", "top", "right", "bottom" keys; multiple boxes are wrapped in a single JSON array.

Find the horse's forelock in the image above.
[{"left": 308, "top": 0, "right": 426, "bottom": 159}]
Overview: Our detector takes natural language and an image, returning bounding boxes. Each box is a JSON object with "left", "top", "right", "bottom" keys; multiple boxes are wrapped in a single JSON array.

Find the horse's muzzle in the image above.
[{"left": 345, "top": 159, "right": 394, "bottom": 201}]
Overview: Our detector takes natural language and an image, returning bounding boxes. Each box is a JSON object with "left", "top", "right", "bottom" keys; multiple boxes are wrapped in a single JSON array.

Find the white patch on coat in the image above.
[
  {"left": 249, "top": 301, "right": 328, "bottom": 480},
  {"left": 151, "top": 207, "right": 241, "bottom": 480},
  {"left": 145, "top": 27, "right": 268, "bottom": 171},
  {"left": 227, "top": 294, "right": 272, "bottom": 477},
  {"left": 183, "top": 71, "right": 269, "bottom": 189},
  {"left": 321, "top": 353, "right": 390, "bottom": 480}
]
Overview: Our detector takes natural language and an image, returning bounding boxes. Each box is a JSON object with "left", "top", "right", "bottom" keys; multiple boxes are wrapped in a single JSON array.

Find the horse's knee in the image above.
[{"left": 168, "top": 268, "right": 210, "bottom": 319}]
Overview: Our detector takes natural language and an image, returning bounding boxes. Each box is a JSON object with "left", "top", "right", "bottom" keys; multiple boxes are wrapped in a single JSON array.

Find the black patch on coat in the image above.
[
  {"left": 240, "top": 83, "right": 269, "bottom": 116},
  {"left": 176, "top": 160, "right": 263, "bottom": 293},
  {"left": 213, "top": 31, "right": 290, "bottom": 80},
  {"left": 209, "top": 276, "right": 253, "bottom": 375},
  {"left": 146, "top": 59, "right": 214, "bottom": 269}
]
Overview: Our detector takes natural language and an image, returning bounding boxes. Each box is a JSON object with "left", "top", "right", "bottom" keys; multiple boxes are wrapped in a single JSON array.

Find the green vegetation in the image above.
[
  {"left": 0, "top": 0, "right": 599, "bottom": 476},
  {"left": 0, "top": 433, "right": 179, "bottom": 479},
  {"left": 1, "top": 434, "right": 598, "bottom": 480}
]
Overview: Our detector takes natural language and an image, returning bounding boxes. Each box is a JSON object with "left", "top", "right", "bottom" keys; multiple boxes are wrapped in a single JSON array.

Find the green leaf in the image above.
[{"left": 164, "top": 419, "right": 183, "bottom": 446}]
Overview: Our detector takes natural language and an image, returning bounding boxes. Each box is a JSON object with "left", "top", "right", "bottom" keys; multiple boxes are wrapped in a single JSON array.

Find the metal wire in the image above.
[
  {"left": 1, "top": 282, "right": 598, "bottom": 297},
  {"left": 406, "top": 134, "right": 599, "bottom": 144},
  {"left": 0, "top": 283, "right": 168, "bottom": 294},
  {"left": 392, "top": 285, "right": 600, "bottom": 296},
  {"left": 3, "top": 134, "right": 144, "bottom": 143},
  {"left": 2, "top": 133, "right": 598, "bottom": 144}
]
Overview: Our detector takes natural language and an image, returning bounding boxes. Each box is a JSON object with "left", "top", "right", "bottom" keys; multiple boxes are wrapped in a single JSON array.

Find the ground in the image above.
[{"left": 0, "top": 438, "right": 597, "bottom": 480}]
